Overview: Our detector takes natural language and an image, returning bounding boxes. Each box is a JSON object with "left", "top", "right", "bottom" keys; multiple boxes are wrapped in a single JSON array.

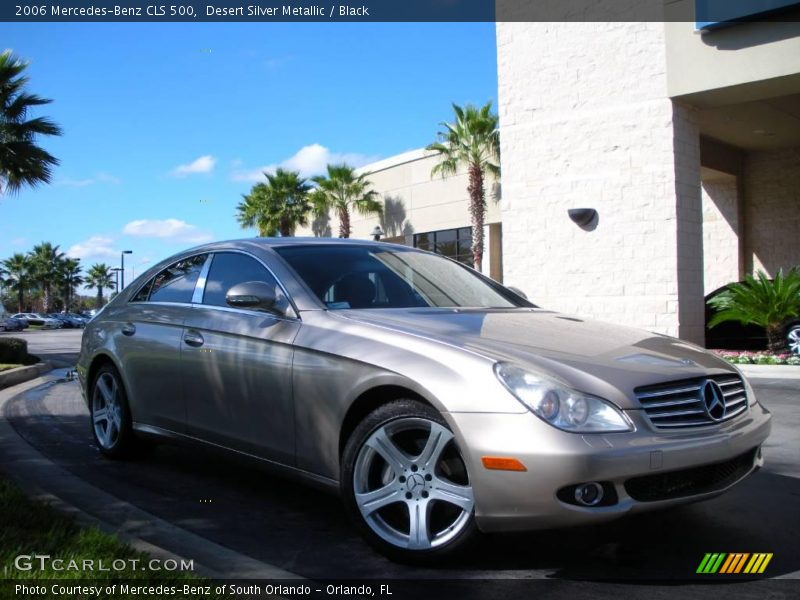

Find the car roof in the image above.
[{"left": 184, "top": 237, "right": 410, "bottom": 253}]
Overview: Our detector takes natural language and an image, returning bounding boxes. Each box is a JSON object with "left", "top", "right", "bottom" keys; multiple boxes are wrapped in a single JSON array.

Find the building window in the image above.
[{"left": 413, "top": 227, "right": 473, "bottom": 265}]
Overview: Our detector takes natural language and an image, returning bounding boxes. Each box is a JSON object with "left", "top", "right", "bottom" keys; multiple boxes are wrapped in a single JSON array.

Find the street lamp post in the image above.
[
  {"left": 120, "top": 250, "right": 132, "bottom": 290},
  {"left": 111, "top": 267, "right": 123, "bottom": 294}
]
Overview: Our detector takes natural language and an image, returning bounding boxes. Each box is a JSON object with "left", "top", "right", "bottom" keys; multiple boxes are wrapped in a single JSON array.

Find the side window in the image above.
[
  {"left": 201, "top": 252, "right": 284, "bottom": 308},
  {"left": 131, "top": 280, "right": 153, "bottom": 302},
  {"left": 148, "top": 254, "right": 207, "bottom": 304}
]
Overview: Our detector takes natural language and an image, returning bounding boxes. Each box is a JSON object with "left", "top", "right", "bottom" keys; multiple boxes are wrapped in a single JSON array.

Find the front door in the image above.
[{"left": 181, "top": 251, "right": 299, "bottom": 464}]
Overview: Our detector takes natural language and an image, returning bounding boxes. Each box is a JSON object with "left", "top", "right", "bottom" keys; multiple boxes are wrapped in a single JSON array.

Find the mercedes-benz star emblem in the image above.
[
  {"left": 407, "top": 474, "right": 425, "bottom": 491},
  {"left": 702, "top": 380, "right": 727, "bottom": 421}
]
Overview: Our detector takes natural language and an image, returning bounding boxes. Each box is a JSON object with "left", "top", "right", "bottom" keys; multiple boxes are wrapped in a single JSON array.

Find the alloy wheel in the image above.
[
  {"left": 93, "top": 372, "right": 123, "bottom": 449},
  {"left": 788, "top": 326, "right": 800, "bottom": 355},
  {"left": 352, "top": 417, "right": 474, "bottom": 551}
]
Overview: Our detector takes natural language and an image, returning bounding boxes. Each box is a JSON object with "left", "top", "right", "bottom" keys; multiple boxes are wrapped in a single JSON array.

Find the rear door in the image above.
[{"left": 112, "top": 253, "right": 208, "bottom": 433}]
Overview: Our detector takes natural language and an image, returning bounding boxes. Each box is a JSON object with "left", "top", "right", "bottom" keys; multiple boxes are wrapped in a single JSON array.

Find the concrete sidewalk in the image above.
[
  {"left": 737, "top": 364, "right": 800, "bottom": 380},
  {"left": 0, "top": 371, "right": 303, "bottom": 581}
]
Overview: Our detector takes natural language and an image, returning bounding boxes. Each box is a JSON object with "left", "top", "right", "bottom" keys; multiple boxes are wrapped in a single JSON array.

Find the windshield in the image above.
[{"left": 276, "top": 245, "right": 529, "bottom": 310}]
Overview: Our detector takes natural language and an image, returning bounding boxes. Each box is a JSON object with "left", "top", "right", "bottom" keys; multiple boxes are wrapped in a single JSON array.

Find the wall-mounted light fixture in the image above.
[
  {"left": 371, "top": 225, "right": 384, "bottom": 241},
  {"left": 567, "top": 208, "right": 598, "bottom": 228}
]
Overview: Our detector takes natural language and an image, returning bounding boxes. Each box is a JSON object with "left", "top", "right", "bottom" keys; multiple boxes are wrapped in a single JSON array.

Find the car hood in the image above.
[{"left": 337, "top": 308, "right": 738, "bottom": 409}]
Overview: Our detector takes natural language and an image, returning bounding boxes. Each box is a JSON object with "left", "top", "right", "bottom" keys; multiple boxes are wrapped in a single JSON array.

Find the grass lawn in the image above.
[
  {"left": 0, "top": 475, "right": 217, "bottom": 595},
  {"left": 0, "top": 364, "right": 22, "bottom": 372}
]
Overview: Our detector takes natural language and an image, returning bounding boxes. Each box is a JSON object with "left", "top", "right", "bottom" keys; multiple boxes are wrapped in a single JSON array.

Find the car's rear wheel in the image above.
[
  {"left": 341, "top": 400, "right": 477, "bottom": 563},
  {"left": 90, "top": 364, "right": 138, "bottom": 458},
  {"left": 787, "top": 324, "right": 800, "bottom": 355}
]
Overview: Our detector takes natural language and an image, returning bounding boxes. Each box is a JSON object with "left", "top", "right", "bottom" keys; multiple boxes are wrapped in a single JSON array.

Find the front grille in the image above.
[
  {"left": 635, "top": 374, "right": 748, "bottom": 429},
  {"left": 624, "top": 448, "right": 758, "bottom": 502}
]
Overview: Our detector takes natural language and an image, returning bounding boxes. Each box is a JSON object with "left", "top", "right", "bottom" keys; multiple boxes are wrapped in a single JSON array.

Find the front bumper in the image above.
[{"left": 446, "top": 402, "right": 771, "bottom": 533}]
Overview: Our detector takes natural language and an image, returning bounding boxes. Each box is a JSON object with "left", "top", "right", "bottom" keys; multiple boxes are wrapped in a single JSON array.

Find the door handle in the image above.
[
  {"left": 121, "top": 322, "right": 136, "bottom": 336},
  {"left": 183, "top": 330, "right": 204, "bottom": 347}
]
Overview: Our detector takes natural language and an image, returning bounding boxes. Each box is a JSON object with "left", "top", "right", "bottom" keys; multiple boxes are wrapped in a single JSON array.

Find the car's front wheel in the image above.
[{"left": 341, "top": 400, "right": 477, "bottom": 563}]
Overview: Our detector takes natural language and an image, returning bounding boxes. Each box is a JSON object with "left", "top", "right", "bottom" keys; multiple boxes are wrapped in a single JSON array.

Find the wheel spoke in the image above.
[
  {"left": 356, "top": 483, "right": 403, "bottom": 515},
  {"left": 366, "top": 427, "right": 409, "bottom": 474},
  {"left": 430, "top": 478, "right": 474, "bottom": 512},
  {"left": 407, "top": 499, "right": 432, "bottom": 550},
  {"left": 96, "top": 375, "right": 113, "bottom": 405},
  {"left": 93, "top": 408, "right": 108, "bottom": 424},
  {"left": 102, "top": 421, "right": 114, "bottom": 447},
  {"left": 415, "top": 423, "right": 453, "bottom": 470}
]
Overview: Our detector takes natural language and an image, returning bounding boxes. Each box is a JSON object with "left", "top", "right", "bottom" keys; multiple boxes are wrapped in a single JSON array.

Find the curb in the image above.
[
  {"left": 0, "top": 373, "right": 304, "bottom": 581},
  {"left": 0, "top": 362, "right": 52, "bottom": 390}
]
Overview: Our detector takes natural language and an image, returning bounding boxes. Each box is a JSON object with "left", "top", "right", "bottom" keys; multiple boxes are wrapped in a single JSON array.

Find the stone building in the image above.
[{"left": 300, "top": 11, "right": 800, "bottom": 347}]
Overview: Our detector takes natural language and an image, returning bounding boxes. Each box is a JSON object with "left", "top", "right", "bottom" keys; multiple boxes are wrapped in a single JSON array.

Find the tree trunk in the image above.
[
  {"left": 467, "top": 162, "right": 486, "bottom": 271},
  {"left": 280, "top": 218, "right": 292, "bottom": 237},
  {"left": 17, "top": 288, "right": 23, "bottom": 313},
  {"left": 41, "top": 284, "right": 49, "bottom": 313},
  {"left": 338, "top": 206, "right": 351, "bottom": 238},
  {"left": 96, "top": 288, "right": 103, "bottom": 308},
  {"left": 766, "top": 325, "right": 786, "bottom": 353}
]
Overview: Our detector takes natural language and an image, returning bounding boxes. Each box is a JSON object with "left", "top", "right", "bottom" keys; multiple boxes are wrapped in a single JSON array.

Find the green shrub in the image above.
[{"left": 0, "top": 337, "right": 27, "bottom": 363}]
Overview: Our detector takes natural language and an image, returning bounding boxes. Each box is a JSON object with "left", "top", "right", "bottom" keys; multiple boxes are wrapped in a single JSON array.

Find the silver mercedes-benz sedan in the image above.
[{"left": 77, "top": 238, "right": 771, "bottom": 561}]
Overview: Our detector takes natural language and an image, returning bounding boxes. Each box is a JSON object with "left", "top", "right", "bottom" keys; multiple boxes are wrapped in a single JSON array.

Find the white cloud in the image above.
[
  {"left": 231, "top": 144, "right": 379, "bottom": 183},
  {"left": 170, "top": 155, "right": 216, "bottom": 177},
  {"left": 122, "top": 218, "right": 213, "bottom": 243},
  {"left": 66, "top": 236, "right": 118, "bottom": 261},
  {"left": 58, "top": 172, "right": 121, "bottom": 187}
]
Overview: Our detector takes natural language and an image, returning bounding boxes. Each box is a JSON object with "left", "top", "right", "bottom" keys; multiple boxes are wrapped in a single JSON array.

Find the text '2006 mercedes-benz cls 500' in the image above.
[{"left": 77, "top": 238, "right": 771, "bottom": 562}]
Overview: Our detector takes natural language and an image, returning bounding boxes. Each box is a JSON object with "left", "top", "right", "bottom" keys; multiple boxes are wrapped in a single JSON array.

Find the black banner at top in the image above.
[{"left": 3, "top": 0, "right": 800, "bottom": 23}]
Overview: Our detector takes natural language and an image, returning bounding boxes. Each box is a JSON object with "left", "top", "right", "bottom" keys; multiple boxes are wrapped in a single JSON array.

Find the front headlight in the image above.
[{"left": 494, "top": 363, "right": 633, "bottom": 433}]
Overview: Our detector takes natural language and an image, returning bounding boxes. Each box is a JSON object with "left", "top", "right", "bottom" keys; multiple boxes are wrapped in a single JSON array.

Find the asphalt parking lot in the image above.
[{"left": 2, "top": 330, "right": 799, "bottom": 598}]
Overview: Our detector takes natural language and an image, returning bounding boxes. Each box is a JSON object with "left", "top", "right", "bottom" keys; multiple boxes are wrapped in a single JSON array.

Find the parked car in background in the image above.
[
  {"left": 67, "top": 313, "right": 90, "bottom": 326},
  {"left": 0, "top": 316, "right": 26, "bottom": 332},
  {"left": 705, "top": 283, "right": 800, "bottom": 354},
  {"left": 12, "top": 313, "right": 63, "bottom": 329},
  {"left": 48, "top": 313, "right": 85, "bottom": 328},
  {"left": 78, "top": 239, "right": 771, "bottom": 561}
]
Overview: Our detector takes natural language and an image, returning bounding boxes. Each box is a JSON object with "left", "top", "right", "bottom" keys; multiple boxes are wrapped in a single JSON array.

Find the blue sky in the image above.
[{"left": 1, "top": 23, "right": 497, "bottom": 286}]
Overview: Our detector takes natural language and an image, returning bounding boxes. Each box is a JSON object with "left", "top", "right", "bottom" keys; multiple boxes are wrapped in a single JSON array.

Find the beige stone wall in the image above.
[
  {"left": 665, "top": 17, "right": 800, "bottom": 102},
  {"left": 296, "top": 149, "right": 503, "bottom": 277},
  {"left": 496, "top": 21, "right": 705, "bottom": 342},
  {"left": 744, "top": 147, "right": 800, "bottom": 275},
  {"left": 702, "top": 175, "right": 740, "bottom": 294}
]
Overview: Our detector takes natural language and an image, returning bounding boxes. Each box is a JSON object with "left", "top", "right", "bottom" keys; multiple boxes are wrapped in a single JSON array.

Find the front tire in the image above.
[
  {"left": 90, "top": 364, "right": 137, "bottom": 459},
  {"left": 341, "top": 400, "right": 477, "bottom": 563}
]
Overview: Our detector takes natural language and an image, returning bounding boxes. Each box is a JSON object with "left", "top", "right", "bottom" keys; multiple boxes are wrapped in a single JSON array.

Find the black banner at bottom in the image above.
[{"left": 2, "top": 579, "right": 799, "bottom": 600}]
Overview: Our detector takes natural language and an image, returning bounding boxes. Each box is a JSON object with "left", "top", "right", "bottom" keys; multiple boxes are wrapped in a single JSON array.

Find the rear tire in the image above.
[
  {"left": 89, "top": 364, "right": 140, "bottom": 459},
  {"left": 341, "top": 399, "right": 477, "bottom": 563}
]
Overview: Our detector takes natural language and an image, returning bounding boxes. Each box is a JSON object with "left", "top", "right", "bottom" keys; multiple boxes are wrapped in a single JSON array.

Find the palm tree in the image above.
[
  {"left": 1, "top": 252, "right": 30, "bottom": 312},
  {"left": 59, "top": 257, "right": 83, "bottom": 312},
  {"left": 236, "top": 168, "right": 312, "bottom": 237},
  {"left": 708, "top": 268, "right": 800, "bottom": 353},
  {"left": 28, "top": 242, "right": 64, "bottom": 312},
  {"left": 0, "top": 50, "right": 63, "bottom": 195},
  {"left": 426, "top": 102, "right": 500, "bottom": 271},
  {"left": 85, "top": 263, "right": 115, "bottom": 308},
  {"left": 311, "top": 164, "right": 382, "bottom": 238}
]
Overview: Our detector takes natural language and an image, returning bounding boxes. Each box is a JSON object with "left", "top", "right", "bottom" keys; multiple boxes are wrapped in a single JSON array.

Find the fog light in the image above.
[{"left": 574, "top": 482, "right": 604, "bottom": 506}]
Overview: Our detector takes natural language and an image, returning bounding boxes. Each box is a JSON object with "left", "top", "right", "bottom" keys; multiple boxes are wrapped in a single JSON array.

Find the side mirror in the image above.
[
  {"left": 225, "top": 281, "right": 282, "bottom": 314},
  {"left": 507, "top": 286, "right": 528, "bottom": 300}
]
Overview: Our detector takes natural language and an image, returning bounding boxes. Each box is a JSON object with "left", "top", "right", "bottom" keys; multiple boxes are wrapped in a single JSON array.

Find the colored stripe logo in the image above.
[{"left": 697, "top": 553, "right": 773, "bottom": 574}]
